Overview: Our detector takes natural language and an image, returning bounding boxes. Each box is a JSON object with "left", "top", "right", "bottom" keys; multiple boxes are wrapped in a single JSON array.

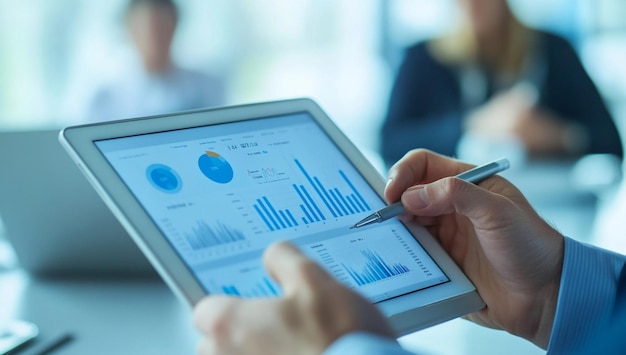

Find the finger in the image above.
[
  {"left": 400, "top": 177, "right": 511, "bottom": 225},
  {"left": 411, "top": 215, "right": 440, "bottom": 227},
  {"left": 197, "top": 337, "right": 215, "bottom": 355},
  {"left": 385, "top": 150, "right": 473, "bottom": 204},
  {"left": 193, "top": 296, "right": 241, "bottom": 337},
  {"left": 262, "top": 241, "right": 334, "bottom": 297}
]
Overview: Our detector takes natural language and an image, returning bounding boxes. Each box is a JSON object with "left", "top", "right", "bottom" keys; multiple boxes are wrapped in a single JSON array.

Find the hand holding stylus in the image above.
[
  {"left": 351, "top": 158, "right": 510, "bottom": 229},
  {"left": 194, "top": 150, "right": 567, "bottom": 352}
]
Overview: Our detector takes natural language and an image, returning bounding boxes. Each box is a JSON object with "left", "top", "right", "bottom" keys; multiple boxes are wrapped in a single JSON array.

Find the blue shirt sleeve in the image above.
[
  {"left": 325, "top": 237, "right": 626, "bottom": 355},
  {"left": 324, "top": 332, "right": 415, "bottom": 355},
  {"left": 547, "top": 237, "right": 626, "bottom": 353}
]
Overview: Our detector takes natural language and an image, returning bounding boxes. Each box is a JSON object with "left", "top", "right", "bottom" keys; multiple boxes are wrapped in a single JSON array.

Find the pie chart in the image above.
[
  {"left": 198, "top": 151, "right": 234, "bottom": 184},
  {"left": 146, "top": 164, "right": 182, "bottom": 193}
]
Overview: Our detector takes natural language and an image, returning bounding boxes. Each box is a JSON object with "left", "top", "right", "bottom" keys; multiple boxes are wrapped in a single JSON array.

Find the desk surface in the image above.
[
  {"left": 0, "top": 266, "right": 545, "bottom": 355},
  {"left": 0, "top": 269, "right": 198, "bottom": 354},
  {"left": 0, "top": 161, "right": 605, "bottom": 355}
]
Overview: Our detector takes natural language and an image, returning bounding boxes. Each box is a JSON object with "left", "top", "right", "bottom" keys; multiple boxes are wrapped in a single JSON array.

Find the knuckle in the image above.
[
  {"left": 438, "top": 176, "right": 462, "bottom": 199},
  {"left": 402, "top": 148, "right": 431, "bottom": 162},
  {"left": 207, "top": 311, "right": 232, "bottom": 339}
]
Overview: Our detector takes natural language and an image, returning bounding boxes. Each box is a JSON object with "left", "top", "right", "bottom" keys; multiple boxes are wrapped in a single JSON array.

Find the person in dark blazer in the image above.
[{"left": 381, "top": 0, "right": 622, "bottom": 167}]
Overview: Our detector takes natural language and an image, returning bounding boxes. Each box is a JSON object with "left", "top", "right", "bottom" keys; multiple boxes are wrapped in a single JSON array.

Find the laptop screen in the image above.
[{"left": 94, "top": 112, "right": 448, "bottom": 302}]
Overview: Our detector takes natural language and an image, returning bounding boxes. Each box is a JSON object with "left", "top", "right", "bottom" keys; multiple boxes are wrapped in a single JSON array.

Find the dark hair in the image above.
[{"left": 126, "top": 0, "right": 178, "bottom": 19}]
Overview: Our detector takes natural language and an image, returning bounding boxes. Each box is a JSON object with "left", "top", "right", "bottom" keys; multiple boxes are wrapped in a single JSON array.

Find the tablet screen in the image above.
[{"left": 95, "top": 113, "right": 448, "bottom": 303}]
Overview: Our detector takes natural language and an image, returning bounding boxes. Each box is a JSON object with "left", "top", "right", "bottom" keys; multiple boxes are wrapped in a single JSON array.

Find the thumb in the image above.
[
  {"left": 401, "top": 177, "right": 507, "bottom": 223},
  {"left": 262, "top": 241, "right": 332, "bottom": 297}
]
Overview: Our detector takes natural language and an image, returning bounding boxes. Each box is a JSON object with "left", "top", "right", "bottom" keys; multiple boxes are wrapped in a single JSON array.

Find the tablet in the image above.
[{"left": 59, "top": 98, "right": 484, "bottom": 335}]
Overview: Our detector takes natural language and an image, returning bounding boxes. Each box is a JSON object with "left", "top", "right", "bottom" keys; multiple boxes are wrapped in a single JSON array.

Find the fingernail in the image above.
[
  {"left": 385, "top": 178, "right": 393, "bottom": 189},
  {"left": 403, "top": 186, "right": 429, "bottom": 209}
]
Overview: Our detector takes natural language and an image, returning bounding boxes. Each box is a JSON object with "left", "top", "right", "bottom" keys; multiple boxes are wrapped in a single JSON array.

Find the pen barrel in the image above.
[
  {"left": 379, "top": 202, "right": 405, "bottom": 220},
  {"left": 457, "top": 159, "right": 509, "bottom": 184},
  {"left": 353, "top": 158, "right": 509, "bottom": 228}
]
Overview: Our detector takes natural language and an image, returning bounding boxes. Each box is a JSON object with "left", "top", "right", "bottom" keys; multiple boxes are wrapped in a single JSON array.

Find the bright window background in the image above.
[
  {"left": 1, "top": 1, "right": 625, "bottom": 354},
  {"left": 0, "top": 0, "right": 625, "bottom": 160},
  {"left": 0, "top": 0, "right": 390, "bottom": 169}
]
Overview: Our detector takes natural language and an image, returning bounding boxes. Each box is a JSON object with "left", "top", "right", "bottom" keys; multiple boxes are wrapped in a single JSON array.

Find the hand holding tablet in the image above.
[
  {"left": 59, "top": 98, "right": 484, "bottom": 336},
  {"left": 194, "top": 241, "right": 396, "bottom": 355},
  {"left": 192, "top": 149, "right": 565, "bottom": 353}
]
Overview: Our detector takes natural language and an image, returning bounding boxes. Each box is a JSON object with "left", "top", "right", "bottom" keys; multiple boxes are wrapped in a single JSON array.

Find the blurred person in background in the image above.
[
  {"left": 83, "top": 0, "right": 224, "bottom": 123},
  {"left": 380, "top": 0, "right": 623, "bottom": 168}
]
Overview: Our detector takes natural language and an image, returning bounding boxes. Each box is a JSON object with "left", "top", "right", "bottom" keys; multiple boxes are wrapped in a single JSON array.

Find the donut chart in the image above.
[
  {"left": 198, "top": 151, "right": 234, "bottom": 184},
  {"left": 146, "top": 164, "right": 182, "bottom": 193}
]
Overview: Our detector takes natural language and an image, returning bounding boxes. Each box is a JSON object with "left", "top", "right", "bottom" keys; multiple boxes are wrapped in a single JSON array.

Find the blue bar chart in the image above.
[
  {"left": 343, "top": 249, "right": 410, "bottom": 286},
  {"left": 253, "top": 159, "right": 371, "bottom": 231},
  {"left": 185, "top": 220, "right": 246, "bottom": 250},
  {"left": 221, "top": 277, "right": 281, "bottom": 297}
]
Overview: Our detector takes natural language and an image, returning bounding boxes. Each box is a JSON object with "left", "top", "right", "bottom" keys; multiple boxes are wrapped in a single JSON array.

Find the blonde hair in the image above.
[{"left": 429, "top": 9, "right": 534, "bottom": 76}]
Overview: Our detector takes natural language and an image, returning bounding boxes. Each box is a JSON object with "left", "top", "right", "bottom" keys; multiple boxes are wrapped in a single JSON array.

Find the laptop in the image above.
[{"left": 0, "top": 129, "right": 154, "bottom": 277}]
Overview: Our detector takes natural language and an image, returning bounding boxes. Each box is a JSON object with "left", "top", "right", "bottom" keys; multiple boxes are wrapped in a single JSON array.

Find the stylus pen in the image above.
[{"left": 350, "top": 158, "right": 510, "bottom": 229}]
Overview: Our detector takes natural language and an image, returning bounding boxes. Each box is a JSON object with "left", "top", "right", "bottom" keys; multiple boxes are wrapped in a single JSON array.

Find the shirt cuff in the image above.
[
  {"left": 324, "top": 333, "right": 413, "bottom": 355},
  {"left": 547, "top": 237, "right": 626, "bottom": 353}
]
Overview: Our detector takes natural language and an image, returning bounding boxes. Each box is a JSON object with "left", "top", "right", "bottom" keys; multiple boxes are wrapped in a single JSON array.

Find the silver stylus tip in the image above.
[{"left": 350, "top": 213, "right": 380, "bottom": 229}]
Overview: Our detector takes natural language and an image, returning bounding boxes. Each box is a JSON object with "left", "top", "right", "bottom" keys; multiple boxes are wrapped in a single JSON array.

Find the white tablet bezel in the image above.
[{"left": 59, "top": 98, "right": 484, "bottom": 336}]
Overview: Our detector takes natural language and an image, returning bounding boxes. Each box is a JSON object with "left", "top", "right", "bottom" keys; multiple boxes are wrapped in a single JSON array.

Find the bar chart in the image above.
[
  {"left": 220, "top": 277, "right": 281, "bottom": 297},
  {"left": 253, "top": 159, "right": 371, "bottom": 231},
  {"left": 342, "top": 249, "right": 411, "bottom": 286},
  {"left": 184, "top": 220, "right": 246, "bottom": 250}
]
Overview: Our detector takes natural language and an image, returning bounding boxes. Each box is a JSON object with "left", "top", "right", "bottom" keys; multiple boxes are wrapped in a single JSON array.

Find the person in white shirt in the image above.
[{"left": 84, "top": 0, "right": 224, "bottom": 123}]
